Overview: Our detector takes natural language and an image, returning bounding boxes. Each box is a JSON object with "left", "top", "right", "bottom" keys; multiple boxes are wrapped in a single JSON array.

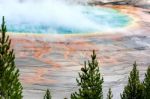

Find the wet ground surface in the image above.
[{"left": 9, "top": 5, "right": 150, "bottom": 99}]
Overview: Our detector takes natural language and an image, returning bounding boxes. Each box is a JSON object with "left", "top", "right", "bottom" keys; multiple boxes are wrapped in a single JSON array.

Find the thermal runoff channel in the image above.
[{"left": 0, "top": 0, "right": 131, "bottom": 34}]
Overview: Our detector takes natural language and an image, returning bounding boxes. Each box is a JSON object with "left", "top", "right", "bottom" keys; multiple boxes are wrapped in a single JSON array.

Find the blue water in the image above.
[{"left": 5, "top": 6, "right": 131, "bottom": 34}]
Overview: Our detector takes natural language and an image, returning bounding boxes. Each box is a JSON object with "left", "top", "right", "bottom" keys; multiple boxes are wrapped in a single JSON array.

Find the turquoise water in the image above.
[{"left": 6, "top": 6, "right": 131, "bottom": 34}]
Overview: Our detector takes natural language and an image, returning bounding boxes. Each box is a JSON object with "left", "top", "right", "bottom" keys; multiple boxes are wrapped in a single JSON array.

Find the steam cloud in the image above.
[{"left": 0, "top": 0, "right": 130, "bottom": 33}]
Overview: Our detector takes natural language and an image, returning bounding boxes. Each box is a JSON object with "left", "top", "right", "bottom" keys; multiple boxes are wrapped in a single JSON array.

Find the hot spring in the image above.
[{"left": 0, "top": 0, "right": 132, "bottom": 34}]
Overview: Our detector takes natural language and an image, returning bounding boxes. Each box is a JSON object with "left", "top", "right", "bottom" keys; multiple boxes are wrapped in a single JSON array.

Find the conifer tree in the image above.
[
  {"left": 143, "top": 66, "right": 150, "bottom": 99},
  {"left": 71, "top": 50, "right": 103, "bottom": 99},
  {"left": 107, "top": 88, "right": 113, "bottom": 99},
  {"left": 44, "top": 89, "right": 52, "bottom": 99},
  {"left": 121, "top": 62, "right": 143, "bottom": 99},
  {"left": 0, "top": 16, "right": 23, "bottom": 99}
]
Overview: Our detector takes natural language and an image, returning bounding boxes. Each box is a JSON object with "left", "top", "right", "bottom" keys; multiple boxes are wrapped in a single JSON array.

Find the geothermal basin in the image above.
[{"left": 0, "top": 0, "right": 150, "bottom": 99}]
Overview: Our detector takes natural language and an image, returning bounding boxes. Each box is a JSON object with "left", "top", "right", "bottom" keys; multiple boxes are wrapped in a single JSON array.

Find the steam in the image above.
[{"left": 0, "top": 0, "right": 130, "bottom": 34}]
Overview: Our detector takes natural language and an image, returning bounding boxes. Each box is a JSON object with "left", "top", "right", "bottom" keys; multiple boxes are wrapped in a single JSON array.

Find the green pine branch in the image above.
[
  {"left": 121, "top": 62, "right": 143, "bottom": 99},
  {"left": 107, "top": 88, "right": 113, "bottom": 99},
  {"left": 44, "top": 89, "right": 52, "bottom": 99},
  {"left": 0, "top": 16, "right": 23, "bottom": 99},
  {"left": 143, "top": 66, "right": 150, "bottom": 99},
  {"left": 71, "top": 50, "right": 103, "bottom": 99}
]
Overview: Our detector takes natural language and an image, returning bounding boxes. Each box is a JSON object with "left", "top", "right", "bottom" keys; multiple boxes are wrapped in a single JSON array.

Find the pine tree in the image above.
[
  {"left": 107, "top": 88, "right": 113, "bottom": 99},
  {"left": 0, "top": 16, "right": 23, "bottom": 99},
  {"left": 71, "top": 50, "right": 103, "bottom": 99},
  {"left": 121, "top": 62, "right": 143, "bottom": 99},
  {"left": 143, "top": 66, "right": 150, "bottom": 99},
  {"left": 44, "top": 89, "right": 52, "bottom": 99}
]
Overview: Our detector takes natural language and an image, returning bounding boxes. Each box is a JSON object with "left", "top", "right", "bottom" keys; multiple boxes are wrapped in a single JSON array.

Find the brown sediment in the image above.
[{"left": 22, "top": 67, "right": 57, "bottom": 84}]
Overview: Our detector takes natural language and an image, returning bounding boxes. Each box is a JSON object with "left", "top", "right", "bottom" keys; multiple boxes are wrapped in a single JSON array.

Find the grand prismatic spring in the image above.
[
  {"left": 0, "top": 0, "right": 150, "bottom": 99},
  {"left": 1, "top": 0, "right": 131, "bottom": 34}
]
